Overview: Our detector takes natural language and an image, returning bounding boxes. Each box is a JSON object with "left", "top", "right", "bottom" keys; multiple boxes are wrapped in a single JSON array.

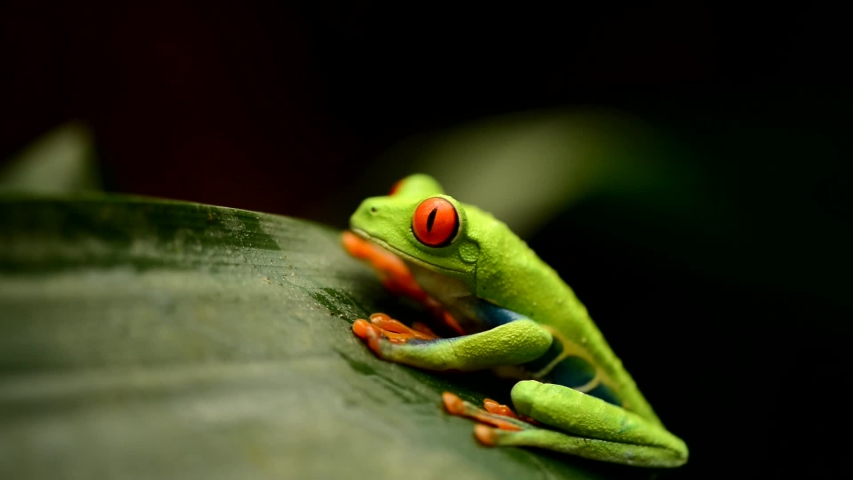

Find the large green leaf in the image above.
[{"left": 0, "top": 196, "right": 651, "bottom": 479}]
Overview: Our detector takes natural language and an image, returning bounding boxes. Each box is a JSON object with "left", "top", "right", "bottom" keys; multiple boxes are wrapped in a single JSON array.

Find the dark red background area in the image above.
[
  {"left": 2, "top": 2, "right": 361, "bottom": 214},
  {"left": 2, "top": 1, "right": 844, "bottom": 217}
]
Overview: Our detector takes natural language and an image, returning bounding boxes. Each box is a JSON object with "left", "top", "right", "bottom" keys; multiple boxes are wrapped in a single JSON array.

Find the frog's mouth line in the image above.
[{"left": 350, "top": 228, "right": 466, "bottom": 274}]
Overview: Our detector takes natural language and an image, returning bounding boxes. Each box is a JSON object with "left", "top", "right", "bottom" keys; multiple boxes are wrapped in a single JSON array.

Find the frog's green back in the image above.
[{"left": 464, "top": 202, "right": 663, "bottom": 426}]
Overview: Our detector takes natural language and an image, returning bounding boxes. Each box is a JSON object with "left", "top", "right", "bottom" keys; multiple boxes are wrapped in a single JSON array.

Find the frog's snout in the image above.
[
  {"left": 350, "top": 198, "right": 382, "bottom": 231},
  {"left": 359, "top": 199, "right": 381, "bottom": 216}
]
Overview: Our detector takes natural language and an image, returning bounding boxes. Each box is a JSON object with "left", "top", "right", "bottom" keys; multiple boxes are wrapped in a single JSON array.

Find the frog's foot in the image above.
[
  {"left": 353, "top": 313, "right": 440, "bottom": 357},
  {"left": 442, "top": 392, "right": 536, "bottom": 434},
  {"left": 343, "top": 231, "right": 465, "bottom": 336}
]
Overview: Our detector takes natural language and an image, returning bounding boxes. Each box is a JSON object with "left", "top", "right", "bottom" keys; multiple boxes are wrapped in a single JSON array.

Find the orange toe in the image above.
[
  {"left": 443, "top": 392, "right": 467, "bottom": 416},
  {"left": 352, "top": 319, "right": 374, "bottom": 339},
  {"left": 483, "top": 399, "right": 520, "bottom": 419},
  {"left": 352, "top": 319, "right": 385, "bottom": 356},
  {"left": 369, "top": 313, "right": 409, "bottom": 333},
  {"left": 473, "top": 424, "right": 499, "bottom": 446}
]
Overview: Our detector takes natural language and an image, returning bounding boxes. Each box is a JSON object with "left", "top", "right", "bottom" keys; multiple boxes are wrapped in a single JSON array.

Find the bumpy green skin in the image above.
[{"left": 350, "top": 174, "right": 688, "bottom": 468}]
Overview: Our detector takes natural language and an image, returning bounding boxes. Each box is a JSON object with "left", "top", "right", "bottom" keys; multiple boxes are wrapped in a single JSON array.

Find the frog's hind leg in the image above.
[
  {"left": 472, "top": 424, "right": 686, "bottom": 467},
  {"left": 471, "top": 380, "right": 688, "bottom": 468},
  {"left": 442, "top": 390, "right": 679, "bottom": 466}
]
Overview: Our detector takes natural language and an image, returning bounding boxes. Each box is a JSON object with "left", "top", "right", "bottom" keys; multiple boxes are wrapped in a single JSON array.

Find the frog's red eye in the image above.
[
  {"left": 389, "top": 179, "right": 404, "bottom": 196},
  {"left": 412, "top": 197, "right": 459, "bottom": 247}
]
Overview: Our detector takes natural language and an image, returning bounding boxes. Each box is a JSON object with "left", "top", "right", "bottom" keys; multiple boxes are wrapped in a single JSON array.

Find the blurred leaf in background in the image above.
[
  {"left": 0, "top": 121, "right": 101, "bottom": 194},
  {"left": 341, "top": 108, "right": 702, "bottom": 237}
]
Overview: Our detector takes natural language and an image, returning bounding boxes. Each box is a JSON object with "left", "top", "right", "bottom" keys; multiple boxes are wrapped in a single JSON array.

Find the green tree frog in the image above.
[{"left": 342, "top": 174, "right": 688, "bottom": 468}]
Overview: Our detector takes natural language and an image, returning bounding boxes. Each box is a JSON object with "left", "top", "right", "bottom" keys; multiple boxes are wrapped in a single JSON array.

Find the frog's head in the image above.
[{"left": 349, "top": 174, "right": 480, "bottom": 276}]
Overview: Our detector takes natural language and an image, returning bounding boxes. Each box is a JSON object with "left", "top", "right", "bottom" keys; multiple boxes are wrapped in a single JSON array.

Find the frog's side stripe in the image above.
[
  {"left": 539, "top": 355, "right": 623, "bottom": 408},
  {"left": 473, "top": 299, "right": 525, "bottom": 329},
  {"left": 471, "top": 300, "right": 624, "bottom": 408},
  {"left": 520, "top": 328, "right": 624, "bottom": 408},
  {"left": 545, "top": 355, "right": 597, "bottom": 389},
  {"left": 522, "top": 336, "right": 564, "bottom": 372},
  {"left": 585, "top": 382, "right": 623, "bottom": 407},
  {"left": 405, "top": 337, "right": 446, "bottom": 346}
]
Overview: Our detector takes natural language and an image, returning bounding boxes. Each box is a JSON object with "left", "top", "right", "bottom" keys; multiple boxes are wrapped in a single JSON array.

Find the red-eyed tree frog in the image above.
[{"left": 342, "top": 174, "right": 688, "bottom": 468}]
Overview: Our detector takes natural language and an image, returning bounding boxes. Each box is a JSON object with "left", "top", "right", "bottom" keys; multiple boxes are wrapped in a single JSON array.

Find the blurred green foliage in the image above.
[{"left": 0, "top": 122, "right": 101, "bottom": 195}]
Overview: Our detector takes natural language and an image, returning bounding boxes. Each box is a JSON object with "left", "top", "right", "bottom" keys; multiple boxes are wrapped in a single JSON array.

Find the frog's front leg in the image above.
[
  {"left": 448, "top": 381, "right": 688, "bottom": 468},
  {"left": 343, "top": 231, "right": 465, "bottom": 335},
  {"left": 352, "top": 314, "right": 552, "bottom": 371}
]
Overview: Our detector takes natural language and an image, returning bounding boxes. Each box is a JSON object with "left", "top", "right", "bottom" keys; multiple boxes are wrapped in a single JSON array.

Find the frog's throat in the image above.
[{"left": 351, "top": 228, "right": 467, "bottom": 275}]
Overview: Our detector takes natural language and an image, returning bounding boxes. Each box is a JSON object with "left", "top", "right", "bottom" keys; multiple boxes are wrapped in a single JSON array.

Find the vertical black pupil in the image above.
[{"left": 426, "top": 208, "right": 438, "bottom": 232}]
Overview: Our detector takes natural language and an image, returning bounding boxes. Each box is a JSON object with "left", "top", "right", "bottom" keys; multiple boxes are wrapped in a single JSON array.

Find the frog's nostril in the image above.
[{"left": 370, "top": 206, "right": 378, "bottom": 214}]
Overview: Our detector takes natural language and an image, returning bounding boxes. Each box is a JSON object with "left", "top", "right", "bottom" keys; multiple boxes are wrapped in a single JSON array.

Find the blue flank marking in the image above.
[
  {"left": 522, "top": 337, "right": 564, "bottom": 372},
  {"left": 586, "top": 382, "right": 623, "bottom": 407},
  {"left": 544, "top": 356, "right": 623, "bottom": 407},
  {"left": 547, "top": 356, "right": 597, "bottom": 388},
  {"left": 519, "top": 342, "right": 624, "bottom": 408},
  {"left": 404, "top": 337, "right": 446, "bottom": 346},
  {"left": 474, "top": 299, "right": 525, "bottom": 329},
  {"left": 407, "top": 299, "right": 625, "bottom": 408}
]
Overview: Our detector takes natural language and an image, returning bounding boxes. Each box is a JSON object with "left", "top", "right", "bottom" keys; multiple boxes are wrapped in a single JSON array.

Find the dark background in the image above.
[{"left": 2, "top": 2, "right": 850, "bottom": 478}]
